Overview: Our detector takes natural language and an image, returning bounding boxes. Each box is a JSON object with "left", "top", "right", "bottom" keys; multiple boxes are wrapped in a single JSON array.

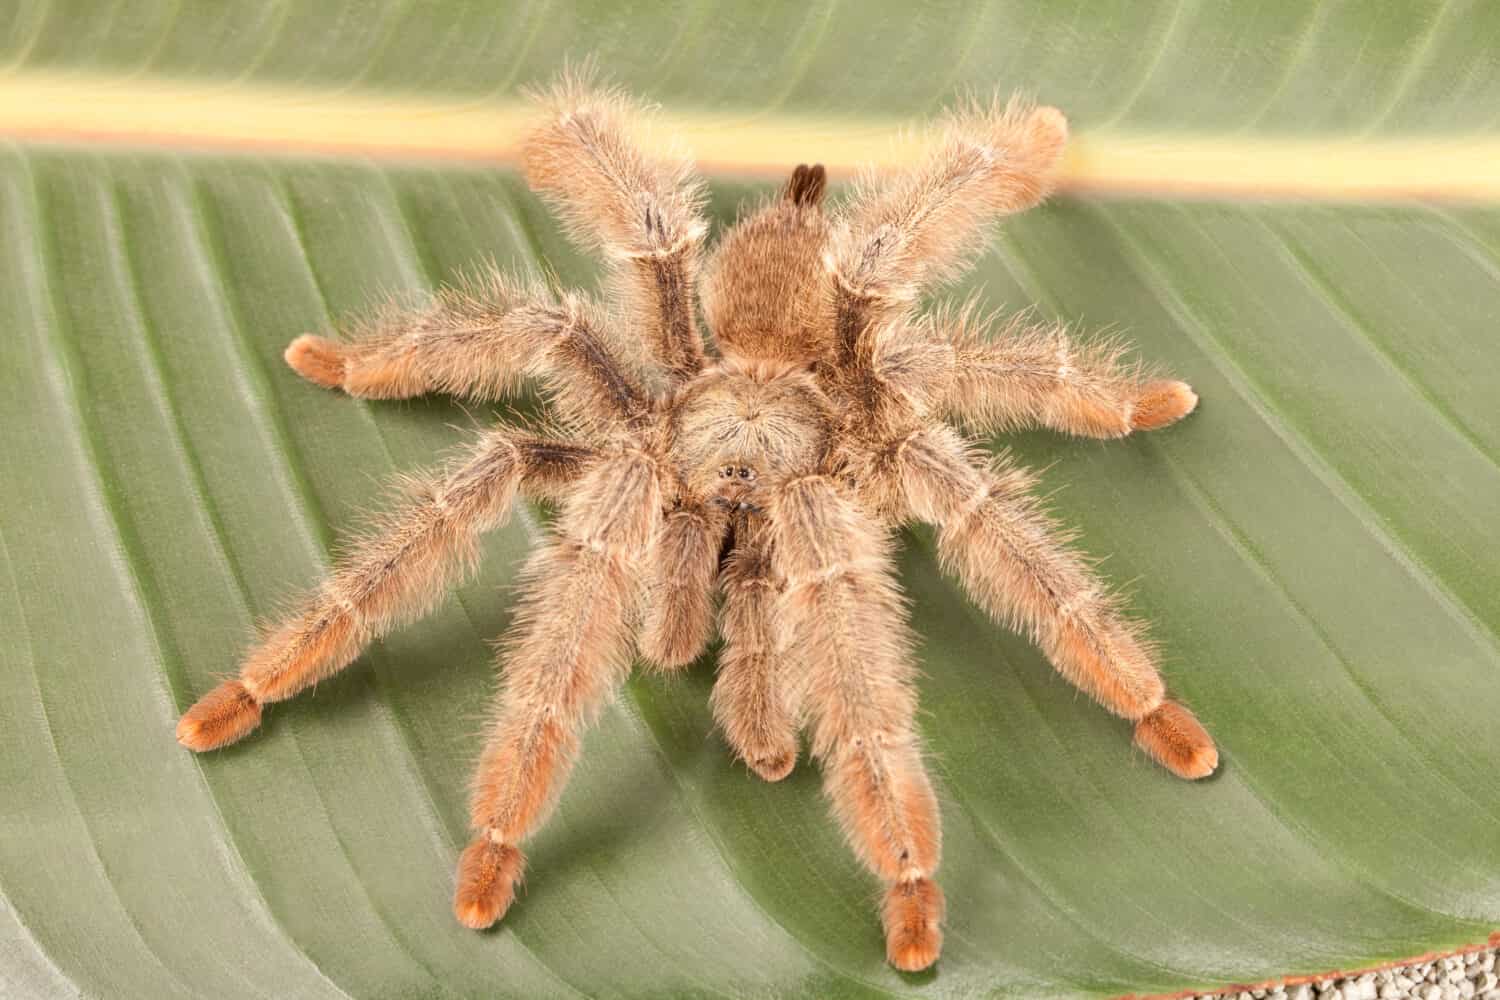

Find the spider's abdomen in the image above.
[{"left": 700, "top": 165, "right": 830, "bottom": 367}]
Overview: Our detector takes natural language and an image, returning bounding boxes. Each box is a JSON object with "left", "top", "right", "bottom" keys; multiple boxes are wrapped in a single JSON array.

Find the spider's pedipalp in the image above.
[
  {"left": 828, "top": 96, "right": 1069, "bottom": 369},
  {"left": 524, "top": 72, "right": 708, "bottom": 383},
  {"left": 639, "top": 499, "right": 729, "bottom": 671},
  {"left": 712, "top": 509, "right": 798, "bottom": 781},
  {"left": 460, "top": 450, "right": 661, "bottom": 921},
  {"left": 770, "top": 474, "right": 944, "bottom": 970},
  {"left": 285, "top": 272, "right": 648, "bottom": 433},
  {"left": 176, "top": 429, "right": 600, "bottom": 749}
]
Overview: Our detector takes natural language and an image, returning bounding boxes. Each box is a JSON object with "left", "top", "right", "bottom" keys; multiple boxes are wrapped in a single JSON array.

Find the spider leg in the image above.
[
  {"left": 827, "top": 96, "right": 1069, "bottom": 374},
  {"left": 933, "top": 306, "right": 1197, "bottom": 438},
  {"left": 770, "top": 474, "right": 944, "bottom": 972},
  {"left": 523, "top": 72, "right": 708, "bottom": 384},
  {"left": 175, "top": 430, "right": 599, "bottom": 751},
  {"left": 888, "top": 425, "right": 1216, "bottom": 779},
  {"left": 711, "top": 508, "right": 798, "bottom": 781},
  {"left": 700, "top": 164, "right": 831, "bottom": 366},
  {"left": 285, "top": 273, "right": 648, "bottom": 434},
  {"left": 638, "top": 498, "right": 729, "bottom": 670},
  {"left": 457, "top": 449, "right": 660, "bottom": 928}
]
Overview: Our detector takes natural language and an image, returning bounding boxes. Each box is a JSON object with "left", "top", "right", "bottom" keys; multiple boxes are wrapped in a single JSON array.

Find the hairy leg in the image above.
[
  {"left": 827, "top": 96, "right": 1069, "bottom": 370},
  {"left": 934, "top": 306, "right": 1197, "bottom": 438},
  {"left": 770, "top": 475, "right": 944, "bottom": 971},
  {"left": 457, "top": 450, "right": 660, "bottom": 928},
  {"left": 285, "top": 272, "right": 648, "bottom": 433},
  {"left": 711, "top": 509, "right": 798, "bottom": 781},
  {"left": 175, "top": 431, "right": 599, "bottom": 751},
  {"left": 700, "top": 163, "right": 831, "bottom": 366},
  {"left": 889, "top": 426, "right": 1216, "bottom": 779},
  {"left": 523, "top": 71, "right": 707, "bottom": 383},
  {"left": 638, "top": 499, "right": 728, "bottom": 670}
]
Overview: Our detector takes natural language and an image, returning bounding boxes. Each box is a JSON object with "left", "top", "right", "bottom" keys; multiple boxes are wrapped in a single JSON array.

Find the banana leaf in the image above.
[{"left": 2, "top": 3, "right": 1498, "bottom": 997}]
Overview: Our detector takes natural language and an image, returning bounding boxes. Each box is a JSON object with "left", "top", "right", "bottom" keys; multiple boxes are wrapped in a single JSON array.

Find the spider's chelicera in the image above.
[{"left": 176, "top": 73, "right": 1216, "bottom": 972}]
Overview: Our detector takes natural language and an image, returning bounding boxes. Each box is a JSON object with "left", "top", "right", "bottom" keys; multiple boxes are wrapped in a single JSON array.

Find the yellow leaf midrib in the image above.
[{"left": 4, "top": 70, "right": 1498, "bottom": 202}]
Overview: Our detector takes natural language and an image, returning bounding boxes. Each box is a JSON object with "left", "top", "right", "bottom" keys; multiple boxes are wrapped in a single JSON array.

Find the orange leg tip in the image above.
[
  {"left": 453, "top": 838, "right": 525, "bottom": 930},
  {"left": 284, "top": 335, "right": 347, "bottom": 390},
  {"left": 1134, "top": 700, "right": 1218, "bottom": 780},
  {"left": 1131, "top": 379, "right": 1199, "bottom": 432},
  {"left": 176, "top": 680, "right": 262, "bottom": 752},
  {"left": 747, "top": 747, "right": 796, "bottom": 783},
  {"left": 641, "top": 640, "right": 703, "bottom": 674},
  {"left": 883, "top": 878, "right": 945, "bottom": 973},
  {"left": 1030, "top": 105, "right": 1069, "bottom": 147}
]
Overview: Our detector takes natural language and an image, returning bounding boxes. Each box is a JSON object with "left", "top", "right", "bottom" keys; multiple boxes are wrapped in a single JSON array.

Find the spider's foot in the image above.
[
  {"left": 747, "top": 747, "right": 796, "bottom": 783},
  {"left": 454, "top": 837, "right": 525, "bottom": 930},
  {"left": 1134, "top": 700, "right": 1218, "bottom": 779},
  {"left": 176, "top": 680, "right": 263, "bottom": 751},
  {"left": 735, "top": 733, "right": 797, "bottom": 782},
  {"left": 1027, "top": 105, "right": 1069, "bottom": 151},
  {"left": 883, "top": 877, "right": 944, "bottom": 972},
  {"left": 1130, "top": 379, "right": 1198, "bottom": 432},
  {"left": 639, "top": 632, "right": 710, "bottom": 673},
  {"left": 284, "top": 335, "right": 347, "bottom": 390}
]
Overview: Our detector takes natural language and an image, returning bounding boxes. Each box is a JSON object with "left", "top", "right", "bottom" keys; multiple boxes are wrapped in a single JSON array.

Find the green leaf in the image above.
[{"left": 2, "top": 4, "right": 1498, "bottom": 998}]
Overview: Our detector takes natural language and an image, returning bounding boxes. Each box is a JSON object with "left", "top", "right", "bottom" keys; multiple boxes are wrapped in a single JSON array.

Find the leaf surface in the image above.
[{"left": 1, "top": 4, "right": 1498, "bottom": 998}]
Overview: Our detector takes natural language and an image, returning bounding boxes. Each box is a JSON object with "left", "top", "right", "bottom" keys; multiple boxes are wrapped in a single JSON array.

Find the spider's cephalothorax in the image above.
[
  {"left": 174, "top": 73, "right": 1216, "bottom": 973},
  {"left": 668, "top": 358, "right": 834, "bottom": 506}
]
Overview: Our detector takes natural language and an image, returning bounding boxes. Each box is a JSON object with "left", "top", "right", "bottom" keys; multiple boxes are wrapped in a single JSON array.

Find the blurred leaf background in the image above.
[{"left": 2, "top": 2, "right": 1498, "bottom": 998}]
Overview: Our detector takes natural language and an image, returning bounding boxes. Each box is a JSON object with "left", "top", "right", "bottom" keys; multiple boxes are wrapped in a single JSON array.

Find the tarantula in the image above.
[{"left": 175, "top": 74, "right": 1216, "bottom": 973}]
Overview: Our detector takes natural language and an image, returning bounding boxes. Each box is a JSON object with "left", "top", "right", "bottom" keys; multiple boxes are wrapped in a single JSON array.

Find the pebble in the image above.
[{"left": 1189, "top": 951, "right": 1500, "bottom": 1000}]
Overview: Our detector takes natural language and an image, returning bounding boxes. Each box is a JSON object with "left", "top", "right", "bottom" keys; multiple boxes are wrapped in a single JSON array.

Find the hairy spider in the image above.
[{"left": 175, "top": 72, "right": 1216, "bottom": 973}]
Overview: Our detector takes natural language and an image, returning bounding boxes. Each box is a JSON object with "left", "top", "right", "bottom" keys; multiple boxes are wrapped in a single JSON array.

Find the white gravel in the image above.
[{"left": 1188, "top": 947, "right": 1497, "bottom": 1000}]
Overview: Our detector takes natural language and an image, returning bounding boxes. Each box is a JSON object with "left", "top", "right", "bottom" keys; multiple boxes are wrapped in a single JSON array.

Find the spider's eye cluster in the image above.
[{"left": 718, "top": 464, "right": 757, "bottom": 481}]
